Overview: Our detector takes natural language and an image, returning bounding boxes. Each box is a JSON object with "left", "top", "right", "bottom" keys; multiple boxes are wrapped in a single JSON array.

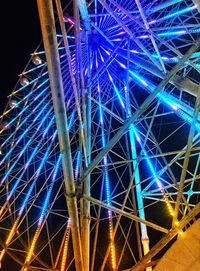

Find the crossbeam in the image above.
[{"left": 83, "top": 195, "right": 168, "bottom": 233}]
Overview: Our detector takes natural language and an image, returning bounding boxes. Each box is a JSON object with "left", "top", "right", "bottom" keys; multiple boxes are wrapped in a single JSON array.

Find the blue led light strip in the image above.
[
  {"left": 98, "top": 82, "right": 116, "bottom": 269},
  {"left": 150, "top": 0, "right": 183, "bottom": 13},
  {"left": 115, "top": 60, "right": 200, "bottom": 130},
  {"left": 149, "top": 5, "right": 197, "bottom": 25},
  {"left": 138, "top": 28, "right": 200, "bottom": 39},
  {"left": 21, "top": 155, "right": 62, "bottom": 270},
  {"left": 0, "top": 131, "right": 58, "bottom": 263},
  {"left": 75, "top": 150, "right": 81, "bottom": 180},
  {"left": 128, "top": 70, "right": 200, "bottom": 131},
  {"left": 0, "top": 110, "right": 54, "bottom": 186},
  {"left": 0, "top": 83, "right": 49, "bottom": 126},
  {"left": 0, "top": 98, "right": 51, "bottom": 164},
  {"left": 107, "top": 68, "right": 175, "bottom": 216},
  {"left": 10, "top": 73, "right": 49, "bottom": 97}
]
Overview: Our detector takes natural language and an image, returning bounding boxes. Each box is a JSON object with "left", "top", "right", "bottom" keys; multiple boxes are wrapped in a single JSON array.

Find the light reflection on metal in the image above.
[{"left": 0, "top": 1, "right": 199, "bottom": 270}]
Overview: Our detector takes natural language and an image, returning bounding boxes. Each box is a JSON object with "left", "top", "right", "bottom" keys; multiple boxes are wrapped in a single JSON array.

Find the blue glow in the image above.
[
  {"left": 18, "top": 131, "right": 57, "bottom": 216},
  {"left": 75, "top": 151, "right": 81, "bottom": 180},
  {"left": 22, "top": 63, "right": 46, "bottom": 75},
  {"left": 113, "top": 84, "right": 125, "bottom": 109},
  {"left": 1, "top": 113, "right": 54, "bottom": 185},
  {"left": 113, "top": 74, "right": 199, "bottom": 193},
  {"left": 151, "top": 0, "right": 183, "bottom": 13},
  {"left": 7, "top": 129, "right": 57, "bottom": 204},
  {"left": 98, "top": 83, "right": 112, "bottom": 206},
  {"left": 142, "top": 148, "right": 162, "bottom": 190},
  {"left": 107, "top": 71, "right": 125, "bottom": 108},
  {"left": 99, "top": 103, "right": 103, "bottom": 125},
  {"left": 1, "top": 98, "right": 74, "bottom": 172},
  {"left": 98, "top": 84, "right": 116, "bottom": 269},
  {"left": 0, "top": 96, "right": 49, "bottom": 154},
  {"left": 38, "top": 155, "right": 62, "bottom": 226},
  {"left": 1, "top": 84, "right": 49, "bottom": 131},
  {"left": 128, "top": 69, "right": 200, "bottom": 131},
  {"left": 139, "top": 28, "right": 200, "bottom": 39},
  {"left": 149, "top": 5, "right": 197, "bottom": 25},
  {"left": 12, "top": 75, "right": 48, "bottom": 96},
  {"left": 129, "top": 123, "right": 163, "bottom": 191},
  {"left": 130, "top": 124, "right": 141, "bottom": 144},
  {"left": 158, "top": 30, "right": 187, "bottom": 37},
  {"left": 100, "top": 46, "right": 111, "bottom": 56},
  {"left": 67, "top": 110, "right": 75, "bottom": 131},
  {"left": 98, "top": 48, "right": 105, "bottom": 62},
  {"left": 129, "top": 70, "right": 149, "bottom": 87},
  {"left": 18, "top": 181, "right": 35, "bottom": 216},
  {"left": 161, "top": 5, "right": 196, "bottom": 20},
  {"left": 77, "top": 0, "right": 89, "bottom": 24}
]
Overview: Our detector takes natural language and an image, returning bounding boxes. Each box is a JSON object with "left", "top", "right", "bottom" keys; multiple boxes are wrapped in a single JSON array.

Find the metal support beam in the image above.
[
  {"left": 36, "top": 1, "right": 83, "bottom": 270},
  {"left": 192, "top": 0, "right": 200, "bottom": 13},
  {"left": 135, "top": 0, "right": 166, "bottom": 72},
  {"left": 77, "top": 0, "right": 91, "bottom": 30},
  {"left": 150, "top": 0, "right": 183, "bottom": 13},
  {"left": 173, "top": 86, "right": 200, "bottom": 223},
  {"left": 124, "top": 202, "right": 200, "bottom": 271},
  {"left": 125, "top": 42, "right": 151, "bottom": 269},
  {"left": 79, "top": 39, "right": 200, "bottom": 183},
  {"left": 76, "top": 1, "right": 91, "bottom": 270},
  {"left": 83, "top": 195, "right": 168, "bottom": 233}
]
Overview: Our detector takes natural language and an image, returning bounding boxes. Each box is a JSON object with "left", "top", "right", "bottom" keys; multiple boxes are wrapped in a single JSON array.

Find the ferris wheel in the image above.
[{"left": 0, "top": 0, "right": 200, "bottom": 270}]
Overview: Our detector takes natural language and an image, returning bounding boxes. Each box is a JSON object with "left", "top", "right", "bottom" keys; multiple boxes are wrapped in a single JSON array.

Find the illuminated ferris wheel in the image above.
[{"left": 0, "top": 0, "right": 200, "bottom": 270}]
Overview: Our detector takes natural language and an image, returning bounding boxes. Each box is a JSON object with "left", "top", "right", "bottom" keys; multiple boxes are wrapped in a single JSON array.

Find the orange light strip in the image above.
[
  {"left": 163, "top": 193, "right": 174, "bottom": 217},
  {"left": 109, "top": 220, "right": 116, "bottom": 269},
  {"left": 61, "top": 218, "right": 71, "bottom": 271},
  {"left": 21, "top": 228, "right": 41, "bottom": 271},
  {"left": 107, "top": 211, "right": 116, "bottom": 270}
]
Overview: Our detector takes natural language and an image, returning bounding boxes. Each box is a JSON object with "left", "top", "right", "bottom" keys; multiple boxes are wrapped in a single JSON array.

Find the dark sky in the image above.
[{"left": 0, "top": 1, "right": 41, "bottom": 112}]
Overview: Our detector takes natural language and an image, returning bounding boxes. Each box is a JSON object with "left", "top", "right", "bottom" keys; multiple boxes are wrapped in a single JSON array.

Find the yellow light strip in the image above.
[
  {"left": 21, "top": 227, "right": 41, "bottom": 271},
  {"left": 61, "top": 219, "right": 71, "bottom": 271},
  {"left": 0, "top": 219, "right": 20, "bottom": 264},
  {"left": 108, "top": 218, "right": 116, "bottom": 270},
  {"left": 163, "top": 193, "right": 174, "bottom": 217}
]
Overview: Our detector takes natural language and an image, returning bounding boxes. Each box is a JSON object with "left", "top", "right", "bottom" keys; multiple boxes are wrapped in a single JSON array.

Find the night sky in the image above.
[{"left": 0, "top": 1, "right": 41, "bottom": 113}]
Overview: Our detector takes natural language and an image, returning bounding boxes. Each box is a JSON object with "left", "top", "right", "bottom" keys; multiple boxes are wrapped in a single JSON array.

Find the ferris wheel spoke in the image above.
[
  {"left": 173, "top": 89, "right": 200, "bottom": 223},
  {"left": 143, "top": 131, "right": 200, "bottom": 195},
  {"left": 80, "top": 40, "right": 200, "bottom": 187},
  {"left": 20, "top": 155, "right": 61, "bottom": 270},
  {"left": 1, "top": 1, "right": 200, "bottom": 270}
]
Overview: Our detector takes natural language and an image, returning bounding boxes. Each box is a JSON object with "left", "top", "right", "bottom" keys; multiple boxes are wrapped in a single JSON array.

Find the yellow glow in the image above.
[
  {"left": 178, "top": 230, "right": 183, "bottom": 236},
  {"left": 163, "top": 194, "right": 174, "bottom": 217},
  {"left": 26, "top": 228, "right": 41, "bottom": 263},
  {"left": 108, "top": 219, "right": 116, "bottom": 270},
  {"left": 0, "top": 249, "right": 5, "bottom": 263},
  {"left": 61, "top": 221, "right": 71, "bottom": 271},
  {"left": 175, "top": 221, "right": 179, "bottom": 226},
  {"left": 6, "top": 220, "right": 18, "bottom": 245}
]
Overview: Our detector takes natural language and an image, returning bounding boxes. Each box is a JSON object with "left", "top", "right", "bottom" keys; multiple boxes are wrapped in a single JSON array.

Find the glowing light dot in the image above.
[
  {"left": 32, "top": 55, "right": 42, "bottom": 65},
  {"left": 9, "top": 100, "right": 18, "bottom": 108},
  {"left": 178, "top": 230, "right": 183, "bottom": 236},
  {"left": 20, "top": 77, "right": 29, "bottom": 86}
]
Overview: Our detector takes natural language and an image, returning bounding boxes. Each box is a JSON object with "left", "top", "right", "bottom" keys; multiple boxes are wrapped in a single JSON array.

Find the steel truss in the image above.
[{"left": 0, "top": 0, "right": 200, "bottom": 271}]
